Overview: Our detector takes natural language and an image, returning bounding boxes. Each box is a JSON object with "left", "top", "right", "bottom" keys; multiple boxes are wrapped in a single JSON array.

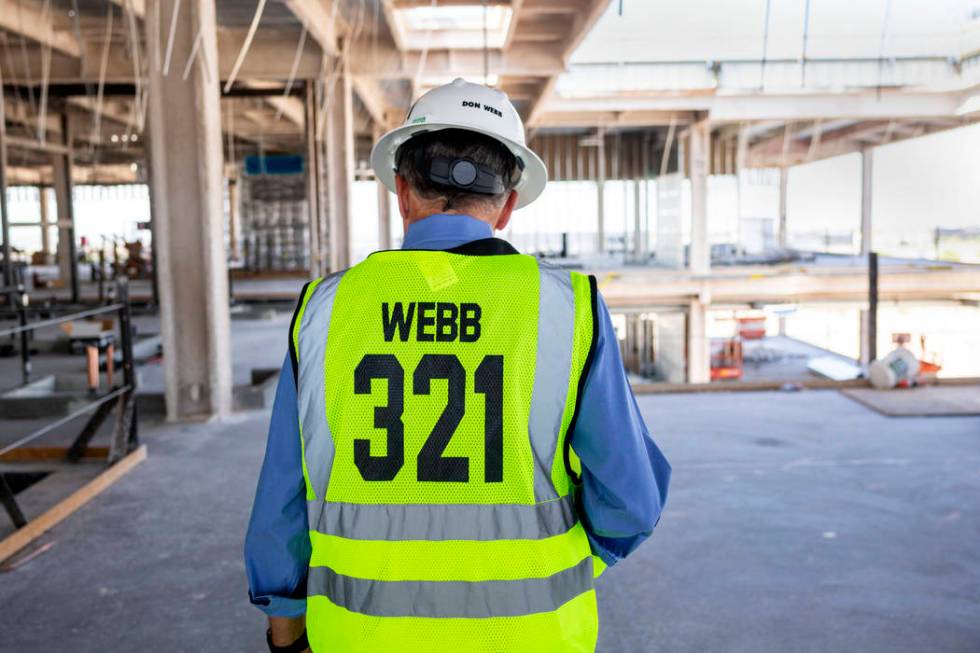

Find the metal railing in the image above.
[{"left": 0, "top": 277, "right": 140, "bottom": 530}]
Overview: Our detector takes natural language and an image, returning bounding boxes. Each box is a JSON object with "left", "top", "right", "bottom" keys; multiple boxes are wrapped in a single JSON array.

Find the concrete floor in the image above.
[{"left": 0, "top": 390, "right": 978, "bottom": 652}]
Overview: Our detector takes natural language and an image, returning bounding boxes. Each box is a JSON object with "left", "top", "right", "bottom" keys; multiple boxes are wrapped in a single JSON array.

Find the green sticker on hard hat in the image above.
[{"left": 411, "top": 116, "right": 427, "bottom": 124}]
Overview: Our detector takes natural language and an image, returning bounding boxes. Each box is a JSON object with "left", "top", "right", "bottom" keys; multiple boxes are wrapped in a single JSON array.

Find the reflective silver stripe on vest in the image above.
[
  {"left": 309, "top": 494, "right": 575, "bottom": 541},
  {"left": 308, "top": 556, "right": 593, "bottom": 618},
  {"left": 297, "top": 272, "right": 345, "bottom": 515},
  {"left": 528, "top": 261, "right": 575, "bottom": 501}
]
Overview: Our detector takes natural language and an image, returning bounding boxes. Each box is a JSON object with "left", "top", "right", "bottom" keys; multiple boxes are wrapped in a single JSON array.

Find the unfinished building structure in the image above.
[{"left": 2, "top": 0, "right": 979, "bottom": 416}]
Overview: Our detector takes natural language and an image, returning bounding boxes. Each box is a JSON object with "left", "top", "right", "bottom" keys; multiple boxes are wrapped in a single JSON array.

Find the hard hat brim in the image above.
[{"left": 370, "top": 121, "right": 548, "bottom": 210}]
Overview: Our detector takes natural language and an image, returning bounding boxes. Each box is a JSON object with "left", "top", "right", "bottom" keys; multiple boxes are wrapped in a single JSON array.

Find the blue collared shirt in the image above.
[{"left": 245, "top": 214, "right": 671, "bottom": 616}]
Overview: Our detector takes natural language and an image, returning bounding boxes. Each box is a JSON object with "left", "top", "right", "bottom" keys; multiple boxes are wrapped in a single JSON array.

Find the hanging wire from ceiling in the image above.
[
  {"left": 876, "top": 0, "right": 893, "bottom": 101},
  {"left": 36, "top": 0, "right": 53, "bottom": 143},
  {"left": 181, "top": 23, "right": 207, "bottom": 80},
  {"left": 224, "top": 0, "right": 268, "bottom": 93},
  {"left": 68, "top": 0, "right": 98, "bottom": 145},
  {"left": 760, "top": 0, "right": 772, "bottom": 90},
  {"left": 15, "top": 12, "right": 40, "bottom": 132},
  {"left": 317, "top": 0, "right": 350, "bottom": 139},
  {"left": 274, "top": 25, "right": 308, "bottom": 122},
  {"left": 372, "top": 0, "right": 380, "bottom": 72},
  {"left": 123, "top": 0, "right": 145, "bottom": 135},
  {"left": 161, "top": 0, "right": 183, "bottom": 75},
  {"left": 90, "top": 5, "right": 114, "bottom": 153},
  {"left": 412, "top": 0, "right": 439, "bottom": 101},
  {"left": 152, "top": 0, "right": 161, "bottom": 71},
  {"left": 2, "top": 31, "right": 37, "bottom": 141},
  {"left": 800, "top": 0, "right": 812, "bottom": 88}
]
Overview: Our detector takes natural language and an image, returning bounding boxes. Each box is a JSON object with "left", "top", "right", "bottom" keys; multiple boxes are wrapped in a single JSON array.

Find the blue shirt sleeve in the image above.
[
  {"left": 244, "top": 355, "right": 310, "bottom": 617},
  {"left": 570, "top": 291, "right": 671, "bottom": 567}
]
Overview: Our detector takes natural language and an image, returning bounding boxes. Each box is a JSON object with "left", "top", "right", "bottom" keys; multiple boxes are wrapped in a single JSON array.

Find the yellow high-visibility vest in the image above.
[{"left": 291, "top": 239, "right": 601, "bottom": 652}]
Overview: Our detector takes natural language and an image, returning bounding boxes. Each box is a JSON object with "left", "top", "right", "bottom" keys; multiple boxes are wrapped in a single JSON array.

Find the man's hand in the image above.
[{"left": 268, "top": 615, "right": 309, "bottom": 652}]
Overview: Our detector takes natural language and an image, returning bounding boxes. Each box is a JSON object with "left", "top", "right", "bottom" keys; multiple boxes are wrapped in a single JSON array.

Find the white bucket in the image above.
[{"left": 868, "top": 347, "right": 921, "bottom": 389}]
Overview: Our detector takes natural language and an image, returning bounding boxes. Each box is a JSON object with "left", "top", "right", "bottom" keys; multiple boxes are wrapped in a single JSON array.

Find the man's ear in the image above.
[
  {"left": 493, "top": 190, "right": 519, "bottom": 231},
  {"left": 395, "top": 175, "right": 411, "bottom": 221}
]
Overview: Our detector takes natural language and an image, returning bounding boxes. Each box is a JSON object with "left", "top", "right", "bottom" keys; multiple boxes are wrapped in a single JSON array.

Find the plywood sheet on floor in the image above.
[{"left": 840, "top": 385, "right": 980, "bottom": 416}]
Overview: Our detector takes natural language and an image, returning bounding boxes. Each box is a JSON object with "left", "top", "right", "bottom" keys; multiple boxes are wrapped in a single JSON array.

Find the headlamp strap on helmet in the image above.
[{"left": 416, "top": 149, "right": 506, "bottom": 196}]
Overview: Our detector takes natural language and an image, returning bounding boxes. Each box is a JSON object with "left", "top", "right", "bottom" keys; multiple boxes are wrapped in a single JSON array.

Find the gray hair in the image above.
[{"left": 395, "top": 129, "right": 518, "bottom": 212}]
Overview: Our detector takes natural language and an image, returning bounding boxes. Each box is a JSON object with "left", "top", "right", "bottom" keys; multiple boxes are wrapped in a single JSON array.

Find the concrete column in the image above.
[
  {"left": 632, "top": 177, "right": 642, "bottom": 260},
  {"left": 0, "top": 108, "right": 10, "bottom": 289},
  {"left": 52, "top": 113, "right": 79, "bottom": 302},
  {"left": 325, "top": 61, "right": 354, "bottom": 271},
  {"left": 38, "top": 186, "right": 52, "bottom": 262},
  {"left": 860, "top": 148, "right": 873, "bottom": 255},
  {"left": 374, "top": 125, "right": 392, "bottom": 251},
  {"left": 145, "top": 0, "right": 232, "bottom": 420},
  {"left": 142, "top": 133, "right": 161, "bottom": 307},
  {"left": 688, "top": 120, "right": 710, "bottom": 274},
  {"left": 304, "top": 79, "right": 323, "bottom": 276},
  {"left": 595, "top": 128, "right": 606, "bottom": 254},
  {"left": 687, "top": 298, "right": 710, "bottom": 384},
  {"left": 778, "top": 166, "right": 789, "bottom": 249}
]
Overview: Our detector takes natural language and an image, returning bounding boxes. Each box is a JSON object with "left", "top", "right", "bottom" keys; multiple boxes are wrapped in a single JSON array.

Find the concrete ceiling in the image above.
[{"left": 1, "top": 0, "right": 978, "bottom": 182}]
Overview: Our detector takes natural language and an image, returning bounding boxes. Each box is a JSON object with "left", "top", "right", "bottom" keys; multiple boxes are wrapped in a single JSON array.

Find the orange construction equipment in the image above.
[{"left": 710, "top": 337, "right": 743, "bottom": 381}]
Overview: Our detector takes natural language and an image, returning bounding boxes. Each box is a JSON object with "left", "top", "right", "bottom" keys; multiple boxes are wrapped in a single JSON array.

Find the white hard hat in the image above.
[{"left": 370, "top": 78, "right": 548, "bottom": 209}]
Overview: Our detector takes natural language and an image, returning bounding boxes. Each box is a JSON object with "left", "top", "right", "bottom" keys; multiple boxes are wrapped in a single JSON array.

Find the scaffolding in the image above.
[{"left": 240, "top": 174, "right": 309, "bottom": 272}]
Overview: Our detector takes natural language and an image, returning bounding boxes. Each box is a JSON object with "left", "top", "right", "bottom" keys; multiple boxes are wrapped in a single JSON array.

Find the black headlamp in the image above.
[
  {"left": 425, "top": 155, "right": 506, "bottom": 195},
  {"left": 394, "top": 132, "right": 519, "bottom": 197}
]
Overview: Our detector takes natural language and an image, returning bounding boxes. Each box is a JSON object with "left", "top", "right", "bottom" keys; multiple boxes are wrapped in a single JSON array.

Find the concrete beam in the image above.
[
  {"left": 596, "top": 264, "right": 980, "bottom": 308},
  {"left": 503, "top": 0, "right": 525, "bottom": 50},
  {"left": 391, "top": 0, "right": 509, "bottom": 6},
  {"left": 5, "top": 34, "right": 558, "bottom": 86},
  {"left": 522, "top": 0, "right": 589, "bottom": 15},
  {"left": 238, "top": 82, "right": 305, "bottom": 127},
  {"left": 283, "top": 0, "right": 342, "bottom": 57},
  {"left": 352, "top": 76, "right": 400, "bottom": 130},
  {"left": 145, "top": 0, "right": 232, "bottom": 420},
  {"left": 0, "top": 0, "right": 82, "bottom": 58},
  {"left": 533, "top": 109, "right": 697, "bottom": 129},
  {"left": 525, "top": 0, "right": 611, "bottom": 126},
  {"left": 543, "top": 90, "right": 964, "bottom": 123},
  {"left": 3, "top": 162, "right": 142, "bottom": 185},
  {"left": 108, "top": 0, "right": 146, "bottom": 17},
  {"left": 350, "top": 42, "right": 565, "bottom": 79},
  {"left": 380, "top": 0, "right": 408, "bottom": 52},
  {"left": 3, "top": 29, "right": 323, "bottom": 84}
]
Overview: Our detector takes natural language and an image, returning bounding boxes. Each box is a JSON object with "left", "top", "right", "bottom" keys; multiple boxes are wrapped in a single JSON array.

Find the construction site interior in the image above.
[{"left": 0, "top": 0, "right": 978, "bottom": 651}]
